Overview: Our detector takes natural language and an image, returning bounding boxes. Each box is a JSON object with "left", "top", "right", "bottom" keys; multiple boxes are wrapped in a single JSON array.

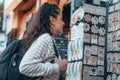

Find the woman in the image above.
[{"left": 19, "top": 2, "right": 68, "bottom": 80}]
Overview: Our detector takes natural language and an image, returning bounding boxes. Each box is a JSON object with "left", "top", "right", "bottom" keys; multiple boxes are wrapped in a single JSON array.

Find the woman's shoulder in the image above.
[{"left": 36, "top": 33, "right": 52, "bottom": 43}]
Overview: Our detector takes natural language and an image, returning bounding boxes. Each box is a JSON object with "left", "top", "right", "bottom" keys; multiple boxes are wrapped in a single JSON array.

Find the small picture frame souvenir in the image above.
[
  {"left": 84, "top": 33, "right": 91, "bottom": 43},
  {"left": 84, "top": 46, "right": 91, "bottom": 64},
  {"left": 111, "top": 53, "right": 117, "bottom": 62},
  {"left": 107, "top": 42, "right": 112, "bottom": 51},
  {"left": 91, "top": 56, "right": 97, "bottom": 66},
  {"left": 117, "top": 64, "right": 120, "bottom": 74},
  {"left": 91, "top": 35, "right": 98, "bottom": 44},
  {"left": 99, "top": 36, "right": 105, "bottom": 46},
  {"left": 98, "top": 66, "right": 104, "bottom": 76},
  {"left": 91, "top": 45, "right": 98, "bottom": 55}
]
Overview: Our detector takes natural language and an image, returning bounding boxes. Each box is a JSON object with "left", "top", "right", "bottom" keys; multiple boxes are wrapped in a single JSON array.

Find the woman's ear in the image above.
[{"left": 50, "top": 16, "right": 56, "bottom": 25}]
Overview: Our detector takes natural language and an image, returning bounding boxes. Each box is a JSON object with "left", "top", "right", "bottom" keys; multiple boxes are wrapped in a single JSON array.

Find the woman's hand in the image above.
[{"left": 55, "top": 58, "right": 68, "bottom": 71}]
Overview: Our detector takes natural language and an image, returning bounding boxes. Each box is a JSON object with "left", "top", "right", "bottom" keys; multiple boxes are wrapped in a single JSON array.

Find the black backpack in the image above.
[
  {"left": 0, "top": 40, "right": 21, "bottom": 80},
  {"left": 0, "top": 40, "right": 42, "bottom": 80}
]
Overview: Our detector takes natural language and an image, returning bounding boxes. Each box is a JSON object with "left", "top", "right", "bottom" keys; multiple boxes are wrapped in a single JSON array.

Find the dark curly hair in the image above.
[{"left": 24, "top": 2, "right": 60, "bottom": 48}]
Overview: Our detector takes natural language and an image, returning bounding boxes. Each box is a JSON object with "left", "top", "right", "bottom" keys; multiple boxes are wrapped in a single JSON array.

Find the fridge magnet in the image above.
[
  {"left": 112, "top": 31, "right": 117, "bottom": 41},
  {"left": 91, "top": 35, "right": 98, "bottom": 44},
  {"left": 98, "top": 27, "right": 105, "bottom": 36},
  {"left": 107, "top": 33, "right": 112, "bottom": 42},
  {"left": 112, "top": 63, "right": 117, "bottom": 73},
  {"left": 112, "top": 74, "right": 117, "bottom": 80},
  {"left": 91, "top": 45, "right": 98, "bottom": 55},
  {"left": 84, "top": 14, "right": 92, "bottom": 22},
  {"left": 99, "top": 36, "right": 105, "bottom": 46},
  {"left": 84, "top": 45, "right": 91, "bottom": 64},
  {"left": 107, "top": 75, "right": 111, "bottom": 80},
  {"left": 107, "top": 63, "right": 112, "bottom": 72},
  {"left": 117, "top": 30, "right": 120, "bottom": 40},
  {"left": 83, "top": 66, "right": 90, "bottom": 80},
  {"left": 107, "top": 53, "right": 111, "bottom": 62},
  {"left": 91, "top": 56, "right": 97, "bottom": 66},
  {"left": 98, "top": 66, "right": 104, "bottom": 76},
  {"left": 117, "top": 64, "right": 120, "bottom": 74},
  {"left": 117, "top": 53, "right": 120, "bottom": 62},
  {"left": 90, "top": 67, "right": 97, "bottom": 76},
  {"left": 112, "top": 42, "right": 118, "bottom": 51},
  {"left": 91, "top": 25, "right": 98, "bottom": 34},
  {"left": 108, "top": 23, "right": 112, "bottom": 32},
  {"left": 98, "top": 47, "right": 104, "bottom": 56},
  {"left": 84, "top": 33, "right": 91, "bottom": 43},
  {"left": 111, "top": 53, "right": 117, "bottom": 62},
  {"left": 98, "top": 55, "right": 104, "bottom": 65},
  {"left": 83, "top": 23, "right": 90, "bottom": 32},
  {"left": 108, "top": 14, "right": 113, "bottom": 23},
  {"left": 91, "top": 16, "right": 99, "bottom": 25},
  {"left": 113, "top": 12, "right": 118, "bottom": 21},
  {"left": 98, "top": 16, "right": 105, "bottom": 25},
  {"left": 117, "top": 41, "right": 120, "bottom": 51}
]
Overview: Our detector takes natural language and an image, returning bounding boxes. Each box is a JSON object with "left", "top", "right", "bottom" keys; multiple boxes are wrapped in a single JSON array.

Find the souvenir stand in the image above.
[
  {"left": 107, "top": 2, "right": 120, "bottom": 80},
  {"left": 66, "top": 0, "right": 120, "bottom": 80}
]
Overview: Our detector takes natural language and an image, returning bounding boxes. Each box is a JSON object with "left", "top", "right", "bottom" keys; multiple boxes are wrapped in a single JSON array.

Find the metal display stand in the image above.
[{"left": 66, "top": 0, "right": 120, "bottom": 80}]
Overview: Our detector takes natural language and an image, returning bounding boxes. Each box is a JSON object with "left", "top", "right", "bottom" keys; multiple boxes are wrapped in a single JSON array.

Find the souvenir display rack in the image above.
[
  {"left": 66, "top": 0, "right": 120, "bottom": 80},
  {"left": 55, "top": 30, "right": 68, "bottom": 59},
  {"left": 107, "top": 2, "right": 120, "bottom": 80}
]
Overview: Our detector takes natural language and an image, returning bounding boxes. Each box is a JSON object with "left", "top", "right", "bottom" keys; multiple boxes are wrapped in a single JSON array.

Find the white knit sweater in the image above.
[{"left": 19, "top": 33, "right": 60, "bottom": 80}]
